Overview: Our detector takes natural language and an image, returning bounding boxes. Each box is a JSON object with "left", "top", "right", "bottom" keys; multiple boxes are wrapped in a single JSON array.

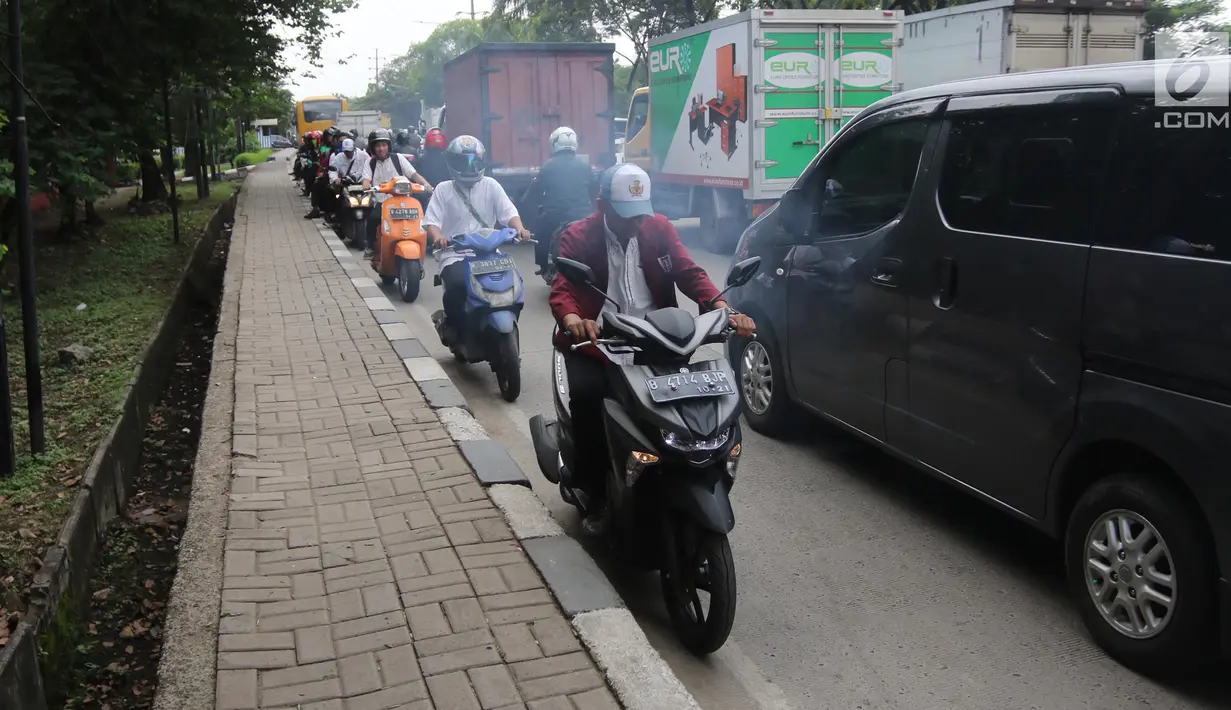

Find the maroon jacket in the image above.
[{"left": 549, "top": 212, "right": 722, "bottom": 362}]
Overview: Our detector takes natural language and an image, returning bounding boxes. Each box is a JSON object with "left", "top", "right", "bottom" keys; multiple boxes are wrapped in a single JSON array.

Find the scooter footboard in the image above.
[{"left": 659, "top": 465, "right": 735, "bottom": 535}]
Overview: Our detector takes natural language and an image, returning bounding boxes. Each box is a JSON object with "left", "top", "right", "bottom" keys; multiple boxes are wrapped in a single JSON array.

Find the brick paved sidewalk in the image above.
[{"left": 215, "top": 166, "right": 621, "bottom": 709}]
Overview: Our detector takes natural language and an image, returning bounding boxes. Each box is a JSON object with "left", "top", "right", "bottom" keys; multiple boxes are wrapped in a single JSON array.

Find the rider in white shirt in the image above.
[
  {"left": 361, "top": 128, "right": 433, "bottom": 259},
  {"left": 422, "top": 135, "right": 531, "bottom": 340}
]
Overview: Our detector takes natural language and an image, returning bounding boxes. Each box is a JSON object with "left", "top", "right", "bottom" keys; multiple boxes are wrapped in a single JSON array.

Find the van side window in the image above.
[
  {"left": 1099, "top": 100, "right": 1231, "bottom": 260},
  {"left": 937, "top": 106, "right": 1112, "bottom": 242},
  {"left": 812, "top": 118, "right": 929, "bottom": 240}
]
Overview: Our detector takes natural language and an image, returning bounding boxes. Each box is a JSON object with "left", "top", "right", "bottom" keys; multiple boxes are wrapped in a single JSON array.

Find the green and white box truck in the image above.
[{"left": 627, "top": 8, "right": 903, "bottom": 250}]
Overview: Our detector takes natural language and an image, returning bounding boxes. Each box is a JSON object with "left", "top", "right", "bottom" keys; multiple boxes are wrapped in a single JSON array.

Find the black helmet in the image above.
[
  {"left": 324, "top": 126, "right": 341, "bottom": 138},
  {"left": 368, "top": 129, "right": 378, "bottom": 144},
  {"left": 395, "top": 129, "right": 410, "bottom": 144},
  {"left": 370, "top": 128, "right": 393, "bottom": 147}
]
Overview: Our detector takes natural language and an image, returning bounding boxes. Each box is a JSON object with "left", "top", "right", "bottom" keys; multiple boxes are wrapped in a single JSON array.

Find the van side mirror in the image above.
[
  {"left": 778, "top": 189, "right": 811, "bottom": 240},
  {"left": 555, "top": 258, "right": 596, "bottom": 287}
]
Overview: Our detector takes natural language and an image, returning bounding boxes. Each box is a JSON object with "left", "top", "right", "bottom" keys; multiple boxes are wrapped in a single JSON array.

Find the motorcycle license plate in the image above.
[
  {"left": 388, "top": 207, "right": 419, "bottom": 220},
  {"left": 646, "top": 370, "right": 735, "bottom": 404},
  {"left": 469, "top": 256, "right": 516, "bottom": 275}
]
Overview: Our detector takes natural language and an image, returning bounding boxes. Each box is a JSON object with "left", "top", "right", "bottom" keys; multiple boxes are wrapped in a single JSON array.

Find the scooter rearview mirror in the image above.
[
  {"left": 707, "top": 256, "right": 763, "bottom": 310},
  {"left": 556, "top": 258, "right": 622, "bottom": 313},
  {"left": 554, "top": 258, "right": 596, "bottom": 287}
]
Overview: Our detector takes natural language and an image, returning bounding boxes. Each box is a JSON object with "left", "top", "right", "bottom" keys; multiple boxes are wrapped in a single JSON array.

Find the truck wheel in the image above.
[
  {"left": 700, "top": 191, "right": 742, "bottom": 255},
  {"left": 1064, "top": 473, "right": 1218, "bottom": 677}
]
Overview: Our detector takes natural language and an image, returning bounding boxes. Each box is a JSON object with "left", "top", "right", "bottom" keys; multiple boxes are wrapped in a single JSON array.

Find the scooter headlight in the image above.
[
  {"left": 347, "top": 195, "right": 360, "bottom": 207},
  {"left": 660, "top": 427, "right": 731, "bottom": 453},
  {"left": 360, "top": 194, "right": 372, "bottom": 206},
  {"left": 470, "top": 273, "right": 522, "bottom": 308}
]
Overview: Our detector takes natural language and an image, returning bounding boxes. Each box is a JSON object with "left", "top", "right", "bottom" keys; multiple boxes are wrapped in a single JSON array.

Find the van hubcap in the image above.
[
  {"left": 740, "top": 341, "right": 773, "bottom": 415},
  {"left": 1084, "top": 510, "right": 1176, "bottom": 639}
]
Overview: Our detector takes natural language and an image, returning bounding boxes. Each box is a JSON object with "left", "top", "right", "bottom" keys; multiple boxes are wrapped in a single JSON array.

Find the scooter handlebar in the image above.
[{"left": 569, "top": 338, "right": 626, "bottom": 351}]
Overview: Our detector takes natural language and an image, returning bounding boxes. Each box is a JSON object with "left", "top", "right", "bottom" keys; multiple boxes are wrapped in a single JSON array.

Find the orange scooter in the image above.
[{"left": 370, "top": 176, "right": 431, "bottom": 302}]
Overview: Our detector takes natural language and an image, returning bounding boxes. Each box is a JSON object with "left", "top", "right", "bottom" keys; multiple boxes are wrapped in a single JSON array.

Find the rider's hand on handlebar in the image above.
[
  {"left": 712, "top": 299, "right": 756, "bottom": 338},
  {"left": 515, "top": 227, "right": 533, "bottom": 243},
  {"left": 562, "top": 313, "right": 600, "bottom": 346},
  {"left": 431, "top": 233, "right": 449, "bottom": 249},
  {"left": 729, "top": 313, "right": 757, "bottom": 338}
]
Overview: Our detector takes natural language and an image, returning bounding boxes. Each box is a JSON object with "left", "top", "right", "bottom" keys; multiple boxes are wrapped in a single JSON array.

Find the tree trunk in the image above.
[
  {"left": 185, "top": 98, "right": 204, "bottom": 199},
  {"left": 59, "top": 192, "right": 78, "bottom": 236},
  {"left": 160, "top": 144, "right": 176, "bottom": 194},
  {"left": 140, "top": 151, "right": 168, "bottom": 201},
  {"left": 85, "top": 200, "right": 104, "bottom": 226}
]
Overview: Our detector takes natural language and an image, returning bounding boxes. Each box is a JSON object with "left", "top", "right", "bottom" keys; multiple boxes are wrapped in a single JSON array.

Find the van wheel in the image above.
[
  {"left": 1065, "top": 473, "right": 1217, "bottom": 676},
  {"left": 731, "top": 333, "right": 794, "bottom": 437}
]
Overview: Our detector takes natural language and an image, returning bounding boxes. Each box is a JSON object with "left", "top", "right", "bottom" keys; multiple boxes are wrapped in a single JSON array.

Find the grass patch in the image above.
[
  {"left": 0, "top": 182, "right": 238, "bottom": 612},
  {"left": 234, "top": 149, "right": 273, "bottom": 168}
]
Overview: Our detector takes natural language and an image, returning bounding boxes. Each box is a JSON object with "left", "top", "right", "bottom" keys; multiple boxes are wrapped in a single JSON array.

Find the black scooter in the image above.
[
  {"left": 528, "top": 255, "right": 761, "bottom": 656},
  {"left": 338, "top": 175, "right": 372, "bottom": 248}
]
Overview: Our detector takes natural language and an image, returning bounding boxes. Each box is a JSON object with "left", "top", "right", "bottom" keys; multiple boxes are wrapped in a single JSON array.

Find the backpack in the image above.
[{"left": 368, "top": 153, "right": 407, "bottom": 179}]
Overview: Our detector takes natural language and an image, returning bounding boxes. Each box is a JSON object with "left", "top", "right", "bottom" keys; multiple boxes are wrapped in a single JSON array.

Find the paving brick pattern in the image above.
[{"left": 216, "top": 166, "right": 620, "bottom": 710}]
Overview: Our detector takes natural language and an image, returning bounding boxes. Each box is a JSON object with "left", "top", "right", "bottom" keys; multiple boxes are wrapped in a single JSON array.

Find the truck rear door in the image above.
[{"left": 756, "top": 18, "right": 899, "bottom": 194}]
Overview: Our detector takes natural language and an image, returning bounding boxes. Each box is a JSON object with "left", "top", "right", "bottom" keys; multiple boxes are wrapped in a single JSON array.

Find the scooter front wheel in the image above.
[
  {"left": 495, "top": 329, "right": 521, "bottom": 402},
  {"left": 661, "top": 522, "right": 737, "bottom": 656},
  {"left": 398, "top": 258, "right": 421, "bottom": 302}
]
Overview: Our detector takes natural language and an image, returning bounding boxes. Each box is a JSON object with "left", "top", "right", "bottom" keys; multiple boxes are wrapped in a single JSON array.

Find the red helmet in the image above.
[{"left": 425, "top": 128, "right": 447, "bottom": 150}]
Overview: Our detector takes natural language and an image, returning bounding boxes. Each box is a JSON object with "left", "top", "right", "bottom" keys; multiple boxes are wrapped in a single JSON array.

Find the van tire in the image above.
[
  {"left": 731, "top": 332, "right": 796, "bottom": 437},
  {"left": 1064, "top": 473, "right": 1217, "bottom": 677}
]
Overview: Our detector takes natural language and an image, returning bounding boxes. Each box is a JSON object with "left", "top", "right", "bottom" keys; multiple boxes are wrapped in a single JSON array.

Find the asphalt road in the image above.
[{"left": 371, "top": 219, "right": 1229, "bottom": 710}]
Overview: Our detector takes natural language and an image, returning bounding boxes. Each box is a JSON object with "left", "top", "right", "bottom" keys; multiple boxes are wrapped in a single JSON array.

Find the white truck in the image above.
[
  {"left": 899, "top": 0, "right": 1147, "bottom": 91},
  {"left": 625, "top": 9, "right": 904, "bottom": 251},
  {"left": 337, "top": 110, "right": 384, "bottom": 145}
]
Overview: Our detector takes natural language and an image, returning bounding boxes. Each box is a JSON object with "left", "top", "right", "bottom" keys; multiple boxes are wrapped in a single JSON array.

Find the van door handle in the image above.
[
  {"left": 934, "top": 256, "right": 957, "bottom": 309},
  {"left": 871, "top": 257, "right": 902, "bottom": 288}
]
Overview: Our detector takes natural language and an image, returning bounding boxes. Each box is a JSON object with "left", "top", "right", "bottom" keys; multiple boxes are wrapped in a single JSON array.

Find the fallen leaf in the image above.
[
  {"left": 93, "top": 587, "right": 111, "bottom": 600},
  {"left": 63, "top": 476, "right": 81, "bottom": 488}
]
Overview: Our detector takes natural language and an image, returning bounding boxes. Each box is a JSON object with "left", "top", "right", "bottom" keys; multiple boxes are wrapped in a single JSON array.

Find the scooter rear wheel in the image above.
[
  {"left": 398, "top": 258, "right": 421, "bottom": 302},
  {"left": 661, "top": 523, "right": 736, "bottom": 656}
]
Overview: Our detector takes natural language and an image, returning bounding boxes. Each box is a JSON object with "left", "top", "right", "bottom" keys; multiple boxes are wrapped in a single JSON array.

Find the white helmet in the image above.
[{"left": 549, "top": 126, "right": 578, "bottom": 154}]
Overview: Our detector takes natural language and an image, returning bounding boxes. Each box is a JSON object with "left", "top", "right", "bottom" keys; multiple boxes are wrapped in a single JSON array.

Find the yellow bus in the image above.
[{"left": 296, "top": 96, "right": 348, "bottom": 136}]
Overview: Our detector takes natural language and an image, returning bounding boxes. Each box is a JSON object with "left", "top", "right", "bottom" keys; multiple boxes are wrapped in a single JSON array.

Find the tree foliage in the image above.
[{"left": 0, "top": 0, "right": 354, "bottom": 236}]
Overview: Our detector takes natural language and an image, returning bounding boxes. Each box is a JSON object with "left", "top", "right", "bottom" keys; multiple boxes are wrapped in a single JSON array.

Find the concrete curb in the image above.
[{"left": 304, "top": 196, "right": 701, "bottom": 710}]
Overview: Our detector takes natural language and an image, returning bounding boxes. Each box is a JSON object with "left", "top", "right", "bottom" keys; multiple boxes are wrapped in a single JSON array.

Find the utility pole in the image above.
[
  {"left": 372, "top": 50, "right": 381, "bottom": 91},
  {"left": 8, "top": 0, "right": 45, "bottom": 455},
  {"left": 471, "top": 0, "right": 476, "bottom": 20}
]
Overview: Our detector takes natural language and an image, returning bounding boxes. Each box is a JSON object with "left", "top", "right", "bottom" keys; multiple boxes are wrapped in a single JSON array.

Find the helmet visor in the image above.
[{"left": 446, "top": 152, "right": 485, "bottom": 177}]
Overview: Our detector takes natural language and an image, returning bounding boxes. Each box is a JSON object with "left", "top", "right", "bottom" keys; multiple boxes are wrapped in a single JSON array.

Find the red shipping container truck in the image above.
[{"left": 442, "top": 42, "right": 617, "bottom": 207}]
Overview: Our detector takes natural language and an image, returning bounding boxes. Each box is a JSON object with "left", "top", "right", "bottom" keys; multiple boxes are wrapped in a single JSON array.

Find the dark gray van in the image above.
[{"left": 725, "top": 58, "right": 1230, "bottom": 674}]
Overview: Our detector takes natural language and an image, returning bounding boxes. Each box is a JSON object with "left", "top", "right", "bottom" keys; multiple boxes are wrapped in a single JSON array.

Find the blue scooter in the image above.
[{"left": 431, "top": 228, "right": 529, "bottom": 402}]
